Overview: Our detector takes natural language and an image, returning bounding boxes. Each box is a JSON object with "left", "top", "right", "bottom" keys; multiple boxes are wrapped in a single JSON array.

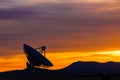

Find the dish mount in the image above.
[{"left": 23, "top": 44, "right": 53, "bottom": 70}]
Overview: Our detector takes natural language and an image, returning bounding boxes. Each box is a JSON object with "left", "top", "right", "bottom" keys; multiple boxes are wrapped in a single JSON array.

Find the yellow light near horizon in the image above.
[
  {"left": 1, "top": 50, "right": 120, "bottom": 72},
  {"left": 97, "top": 50, "right": 120, "bottom": 55},
  {"left": 48, "top": 50, "right": 120, "bottom": 70},
  {"left": 0, "top": 54, "right": 27, "bottom": 72}
]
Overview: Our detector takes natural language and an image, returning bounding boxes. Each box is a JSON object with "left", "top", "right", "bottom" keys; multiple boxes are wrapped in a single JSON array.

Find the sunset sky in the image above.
[{"left": 0, "top": 0, "right": 120, "bottom": 72}]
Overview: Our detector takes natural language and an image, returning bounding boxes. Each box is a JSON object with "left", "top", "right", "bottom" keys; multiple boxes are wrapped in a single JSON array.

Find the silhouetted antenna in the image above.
[
  {"left": 23, "top": 44, "right": 53, "bottom": 72},
  {"left": 36, "top": 45, "right": 46, "bottom": 57}
]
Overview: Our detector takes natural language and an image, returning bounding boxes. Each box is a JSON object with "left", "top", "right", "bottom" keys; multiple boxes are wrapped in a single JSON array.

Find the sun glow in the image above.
[
  {"left": 97, "top": 50, "right": 120, "bottom": 55},
  {"left": 1, "top": 50, "right": 120, "bottom": 72},
  {"left": 48, "top": 50, "right": 120, "bottom": 70}
]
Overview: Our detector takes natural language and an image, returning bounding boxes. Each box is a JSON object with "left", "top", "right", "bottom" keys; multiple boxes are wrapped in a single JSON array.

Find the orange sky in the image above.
[
  {"left": 0, "top": 0, "right": 120, "bottom": 72},
  {"left": 1, "top": 50, "right": 120, "bottom": 72}
]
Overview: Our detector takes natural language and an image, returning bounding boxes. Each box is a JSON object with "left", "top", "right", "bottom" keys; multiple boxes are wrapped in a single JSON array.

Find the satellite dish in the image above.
[
  {"left": 36, "top": 45, "right": 46, "bottom": 57},
  {"left": 23, "top": 44, "right": 53, "bottom": 69}
]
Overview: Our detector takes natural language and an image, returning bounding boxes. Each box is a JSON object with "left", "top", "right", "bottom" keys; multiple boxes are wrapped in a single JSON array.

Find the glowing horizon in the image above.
[
  {"left": 1, "top": 50, "right": 120, "bottom": 72},
  {"left": 0, "top": 0, "right": 120, "bottom": 72}
]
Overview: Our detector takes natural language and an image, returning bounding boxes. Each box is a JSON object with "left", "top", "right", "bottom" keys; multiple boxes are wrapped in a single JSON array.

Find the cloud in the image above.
[
  {"left": 0, "top": 0, "right": 119, "bottom": 9},
  {"left": 0, "top": 2, "right": 120, "bottom": 56},
  {"left": 0, "top": 2, "right": 119, "bottom": 21}
]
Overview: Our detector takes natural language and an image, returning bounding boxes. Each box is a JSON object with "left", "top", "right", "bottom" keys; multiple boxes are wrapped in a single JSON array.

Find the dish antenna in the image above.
[
  {"left": 23, "top": 44, "right": 53, "bottom": 70},
  {"left": 36, "top": 46, "right": 46, "bottom": 57}
]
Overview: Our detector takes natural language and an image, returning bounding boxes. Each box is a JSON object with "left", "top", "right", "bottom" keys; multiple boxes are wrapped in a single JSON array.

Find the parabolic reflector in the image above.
[{"left": 23, "top": 44, "right": 53, "bottom": 67}]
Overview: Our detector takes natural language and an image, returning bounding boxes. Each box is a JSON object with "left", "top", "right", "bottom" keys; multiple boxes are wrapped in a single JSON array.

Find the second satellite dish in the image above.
[{"left": 23, "top": 44, "right": 53, "bottom": 69}]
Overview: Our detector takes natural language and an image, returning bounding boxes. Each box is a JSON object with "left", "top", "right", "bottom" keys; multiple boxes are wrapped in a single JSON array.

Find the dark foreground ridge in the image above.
[{"left": 1, "top": 61, "right": 120, "bottom": 80}]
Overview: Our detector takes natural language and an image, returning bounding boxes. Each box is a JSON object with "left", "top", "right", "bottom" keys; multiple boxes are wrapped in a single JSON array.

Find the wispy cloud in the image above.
[{"left": 0, "top": 1, "right": 120, "bottom": 56}]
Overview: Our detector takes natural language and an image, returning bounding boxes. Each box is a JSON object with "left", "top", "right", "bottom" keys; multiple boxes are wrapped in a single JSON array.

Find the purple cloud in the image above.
[{"left": 0, "top": 2, "right": 120, "bottom": 56}]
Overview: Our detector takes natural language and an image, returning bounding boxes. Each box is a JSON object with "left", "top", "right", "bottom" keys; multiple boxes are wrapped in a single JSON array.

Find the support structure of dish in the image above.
[{"left": 23, "top": 44, "right": 53, "bottom": 69}]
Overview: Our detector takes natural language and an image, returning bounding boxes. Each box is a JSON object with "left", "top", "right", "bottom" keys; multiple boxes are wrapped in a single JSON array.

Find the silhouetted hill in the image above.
[
  {"left": 1, "top": 61, "right": 120, "bottom": 80},
  {"left": 0, "top": 68, "right": 55, "bottom": 80},
  {"left": 0, "top": 70, "right": 28, "bottom": 80},
  {"left": 62, "top": 61, "right": 120, "bottom": 74}
]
